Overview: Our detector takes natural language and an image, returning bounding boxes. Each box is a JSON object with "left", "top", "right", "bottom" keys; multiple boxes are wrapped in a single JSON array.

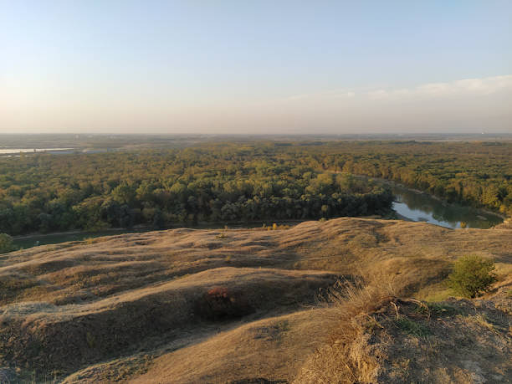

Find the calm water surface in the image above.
[
  {"left": 0, "top": 148, "right": 74, "bottom": 154},
  {"left": 390, "top": 183, "right": 503, "bottom": 229}
]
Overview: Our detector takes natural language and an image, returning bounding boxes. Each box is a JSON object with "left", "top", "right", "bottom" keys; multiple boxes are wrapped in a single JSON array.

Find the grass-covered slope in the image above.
[{"left": 0, "top": 218, "right": 511, "bottom": 383}]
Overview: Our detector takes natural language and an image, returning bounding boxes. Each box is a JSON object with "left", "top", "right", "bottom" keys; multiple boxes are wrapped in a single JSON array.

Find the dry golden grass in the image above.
[
  {"left": 128, "top": 308, "right": 334, "bottom": 384},
  {"left": 293, "top": 274, "right": 399, "bottom": 384},
  {"left": 0, "top": 217, "right": 511, "bottom": 382},
  {"left": 296, "top": 284, "right": 512, "bottom": 383}
]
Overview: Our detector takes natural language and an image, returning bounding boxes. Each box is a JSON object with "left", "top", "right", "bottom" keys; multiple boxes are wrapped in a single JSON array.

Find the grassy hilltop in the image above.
[{"left": 0, "top": 217, "right": 511, "bottom": 383}]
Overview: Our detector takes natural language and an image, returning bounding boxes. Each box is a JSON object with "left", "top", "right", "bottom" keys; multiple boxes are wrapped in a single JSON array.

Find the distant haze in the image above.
[{"left": 1, "top": 1, "right": 511, "bottom": 134}]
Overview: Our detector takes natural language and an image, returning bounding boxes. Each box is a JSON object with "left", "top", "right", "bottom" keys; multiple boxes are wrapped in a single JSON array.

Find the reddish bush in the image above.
[
  {"left": 207, "top": 286, "right": 231, "bottom": 299},
  {"left": 195, "top": 286, "right": 253, "bottom": 321}
]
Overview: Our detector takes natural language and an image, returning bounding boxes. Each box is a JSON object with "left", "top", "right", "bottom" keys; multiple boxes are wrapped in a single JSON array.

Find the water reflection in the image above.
[
  {"left": 0, "top": 148, "right": 74, "bottom": 155},
  {"left": 391, "top": 184, "right": 503, "bottom": 229}
]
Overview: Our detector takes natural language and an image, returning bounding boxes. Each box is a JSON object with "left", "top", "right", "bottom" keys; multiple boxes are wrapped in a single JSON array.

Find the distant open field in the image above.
[{"left": 1, "top": 217, "right": 511, "bottom": 383}]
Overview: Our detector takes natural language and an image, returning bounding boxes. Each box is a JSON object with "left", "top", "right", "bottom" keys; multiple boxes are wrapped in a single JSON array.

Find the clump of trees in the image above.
[
  {"left": 0, "top": 233, "right": 16, "bottom": 254},
  {"left": 448, "top": 255, "right": 497, "bottom": 298}
]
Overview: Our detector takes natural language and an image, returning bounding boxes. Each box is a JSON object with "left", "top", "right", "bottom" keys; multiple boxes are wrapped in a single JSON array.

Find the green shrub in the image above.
[
  {"left": 447, "top": 255, "right": 497, "bottom": 298},
  {"left": 0, "top": 233, "right": 16, "bottom": 254},
  {"left": 395, "top": 317, "right": 431, "bottom": 337}
]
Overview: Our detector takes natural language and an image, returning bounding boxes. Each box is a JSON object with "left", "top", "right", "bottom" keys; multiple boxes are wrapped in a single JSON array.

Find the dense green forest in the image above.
[
  {"left": 0, "top": 144, "right": 393, "bottom": 235},
  {"left": 322, "top": 141, "right": 512, "bottom": 214},
  {"left": 0, "top": 140, "right": 511, "bottom": 236}
]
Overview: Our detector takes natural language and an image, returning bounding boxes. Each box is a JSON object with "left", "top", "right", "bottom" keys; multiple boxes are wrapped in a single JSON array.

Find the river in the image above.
[
  {"left": 0, "top": 148, "right": 75, "bottom": 155},
  {"left": 389, "top": 182, "right": 503, "bottom": 229}
]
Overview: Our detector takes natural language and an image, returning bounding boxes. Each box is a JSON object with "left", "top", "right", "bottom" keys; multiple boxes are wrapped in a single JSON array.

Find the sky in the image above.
[{"left": 1, "top": 0, "right": 511, "bottom": 134}]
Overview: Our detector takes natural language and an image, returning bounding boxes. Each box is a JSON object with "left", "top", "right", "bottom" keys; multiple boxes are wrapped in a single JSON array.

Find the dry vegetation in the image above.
[
  {"left": 295, "top": 287, "right": 512, "bottom": 383},
  {"left": 0, "top": 217, "right": 511, "bottom": 383}
]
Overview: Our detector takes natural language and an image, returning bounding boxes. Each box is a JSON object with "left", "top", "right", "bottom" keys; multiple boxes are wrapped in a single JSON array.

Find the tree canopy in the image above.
[
  {"left": 1, "top": 140, "right": 510, "bottom": 236},
  {"left": 0, "top": 143, "right": 396, "bottom": 235}
]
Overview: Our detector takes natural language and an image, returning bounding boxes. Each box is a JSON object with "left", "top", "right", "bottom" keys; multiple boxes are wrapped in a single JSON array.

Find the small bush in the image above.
[
  {"left": 395, "top": 317, "right": 431, "bottom": 337},
  {"left": 447, "top": 255, "right": 497, "bottom": 298},
  {"left": 0, "top": 233, "right": 16, "bottom": 254},
  {"left": 195, "top": 286, "right": 253, "bottom": 321},
  {"left": 426, "top": 302, "right": 461, "bottom": 317},
  {"left": 84, "top": 237, "right": 96, "bottom": 245}
]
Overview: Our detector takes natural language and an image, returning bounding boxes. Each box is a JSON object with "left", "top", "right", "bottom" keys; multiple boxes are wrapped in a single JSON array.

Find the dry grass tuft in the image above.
[{"left": 295, "top": 276, "right": 397, "bottom": 383}]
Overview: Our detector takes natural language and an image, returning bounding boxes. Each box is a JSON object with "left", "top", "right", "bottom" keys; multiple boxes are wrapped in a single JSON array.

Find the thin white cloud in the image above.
[
  {"left": 285, "top": 75, "right": 512, "bottom": 102},
  {"left": 367, "top": 89, "right": 390, "bottom": 100},
  {"left": 244, "top": 74, "right": 512, "bottom": 134},
  {"left": 372, "top": 75, "right": 512, "bottom": 100},
  {"left": 2, "top": 75, "right": 511, "bottom": 134},
  {"left": 285, "top": 88, "right": 359, "bottom": 101}
]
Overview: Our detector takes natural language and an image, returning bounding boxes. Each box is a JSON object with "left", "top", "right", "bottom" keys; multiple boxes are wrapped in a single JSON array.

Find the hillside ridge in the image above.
[{"left": 0, "top": 217, "right": 511, "bottom": 383}]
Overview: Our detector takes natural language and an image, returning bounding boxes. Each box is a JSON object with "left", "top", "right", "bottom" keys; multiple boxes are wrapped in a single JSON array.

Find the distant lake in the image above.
[
  {"left": 389, "top": 183, "right": 503, "bottom": 229},
  {"left": 0, "top": 148, "right": 75, "bottom": 154}
]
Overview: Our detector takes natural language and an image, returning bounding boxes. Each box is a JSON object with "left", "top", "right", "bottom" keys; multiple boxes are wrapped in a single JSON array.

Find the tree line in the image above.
[
  {"left": 0, "top": 144, "right": 393, "bottom": 235},
  {"left": 318, "top": 141, "right": 512, "bottom": 215},
  {"left": 1, "top": 140, "right": 510, "bottom": 236}
]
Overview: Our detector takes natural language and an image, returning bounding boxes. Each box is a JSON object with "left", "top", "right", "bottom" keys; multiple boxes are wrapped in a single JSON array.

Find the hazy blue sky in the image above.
[{"left": 1, "top": 0, "right": 511, "bottom": 134}]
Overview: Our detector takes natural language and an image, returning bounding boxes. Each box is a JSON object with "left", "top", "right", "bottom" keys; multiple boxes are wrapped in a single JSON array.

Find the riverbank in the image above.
[
  {"left": 357, "top": 173, "right": 507, "bottom": 220},
  {"left": 12, "top": 216, "right": 394, "bottom": 250},
  {"left": 11, "top": 220, "right": 305, "bottom": 249},
  {"left": 361, "top": 175, "right": 503, "bottom": 228},
  {"left": 11, "top": 183, "right": 506, "bottom": 250},
  {"left": 10, "top": 174, "right": 508, "bottom": 249}
]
